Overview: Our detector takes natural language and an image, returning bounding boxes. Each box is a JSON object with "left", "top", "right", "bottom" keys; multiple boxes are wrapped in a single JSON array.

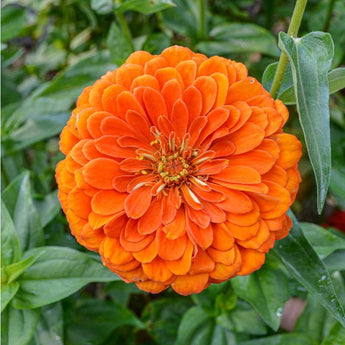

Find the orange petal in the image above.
[
  {"left": 67, "top": 187, "right": 91, "bottom": 219},
  {"left": 117, "top": 91, "right": 145, "bottom": 120},
  {"left": 161, "top": 45, "right": 192, "bottom": 66},
  {"left": 207, "top": 246, "right": 236, "bottom": 265},
  {"left": 138, "top": 197, "right": 163, "bottom": 235},
  {"left": 144, "top": 56, "right": 168, "bottom": 75},
  {"left": 155, "top": 67, "right": 184, "bottom": 89},
  {"left": 89, "top": 79, "right": 112, "bottom": 110},
  {"left": 229, "top": 149, "right": 276, "bottom": 175},
  {"left": 91, "top": 190, "right": 127, "bottom": 215},
  {"left": 190, "top": 249, "right": 215, "bottom": 274},
  {"left": 161, "top": 79, "right": 183, "bottom": 115},
  {"left": 77, "top": 85, "right": 92, "bottom": 107},
  {"left": 143, "top": 87, "right": 168, "bottom": 124},
  {"left": 125, "top": 186, "right": 152, "bottom": 219},
  {"left": 226, "top": 77, "right": 266, "bottom": 104},
  {"left": 230, "top": 122, "right": 265, "bottom": 154},
  {"left": 132, "top": 238, "right": 157, "bottom": 263},
  {"left": 186, "top": 218, "right": 213, "bottom": 250},
  {"left": 212, "top": 223, "right": 235, "bottom": 250},
  {"left": 142, "top": 257, "right": 173, "bottom": 283},
  {"left": 116, "top": 63, "right": 144, "bottom": 90},
  {"left": 262, "top": 165, "right": 288, "bottom": 186},
  {"left": 131, "top": 74, "right": 160, "bottom": 92},
  {"left": 181, "top": 184, "right": 203, "bottom": 210},
  {"left": 198, "top": 57, "right": 227, "bottom": 77},
  {"left": 100, "top": 237, "right": 133, "bottom": 266},
  {"left": 227, "top": 202, "right": 260, "bottom": 226},
  {"left": 95, "top": 135, "right": 136, "bottom": 159},
  {"left": 273, "top": 133, "right": 302, "bottom": 169},
  {"left": 212, "top": 72, "right": 228, "bottom": 107},
  {"left": 227, "top": 221, "right": 260, "bottom": 241},
  {"left": 237, "top": 247, "right": 265, "bottom": 276},
  {"left": 182, "top": 86, "right": 202, "bottom": 124},
  {"left": 103, "top": 213, "right": 127, "bottom": 238},
  {"left": 136, "top": 280, "right": 169, "bottom": 294},
  {"left": 176, "top": 60, "right": 197, "bottom": 87},
  {"left": 197, "top": 107, "right": 229, "bottom": 145},
  {"left": 186, "top": 206, "right": 210, "bottom": 229},
  {"left": 59, "top": 127, "right": 79, "bottom": 155},
  {"left": 80, "top": 224, "right": 104, "bottom": 251},
  {"left": 88, "top": 212, "right": 115, "bottom": 229},
  {"left": 156, "top": 227, "right": 188, "bottom": 261},
  {"left": 163, "top": 206, "right": 186, "bottom": 239},
  {"left": 194, "top": 76, "right": 217, "bottom": 115},
  {"left": 126, "top": 50, "right": 153, "bottom": 65},
  {"left": 126, "top": 110, "right": 153, "bottom": 141},
  {"left": 201, "top": 200, "right": 226, "bottom": 223},
  {"left": 213, "top": 184, "right": 253, "bottom": 214},
  {"left": 213, "top": 166, "right": 261, "bottom": 184},
  {"left": 171, "top": 99, "right": 189, "bottom": 139},
  {"left": 102, "top": 85, "right": 126, "bottom": 115},
  {"left": 188, "top": 116, "right": 207, "bottom": 147},
  {"left": 69, "top": 140, "right": 89, "bottom": 165},
  {"left": 166, "top": 240, "right": 193, "bottom": 275},
  {"left": 263, "top": 107, "right": 283, "bottom": 136},
  {"left": 162, "top": 187, "right": 180, "bottom": 224},
  {"left": 82, "top": 158, "right": 121, "bottom": 189},
  {"left": 172, "top": 273, "right": 209, "bottom": 296},
  {"left": 100, "top": 116, "right": 135, "bottom": 137},
  {"left": 237, "top": 220, "right": 270, "bottom": 249},
  {"left": 210, "top": 245, "right": 242, "bottom": 280}
]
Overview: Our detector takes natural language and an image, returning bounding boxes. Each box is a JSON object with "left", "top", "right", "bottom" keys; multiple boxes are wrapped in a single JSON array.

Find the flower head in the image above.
[{"left": 56, "top": 46, "right": 302, "bottom": 295}]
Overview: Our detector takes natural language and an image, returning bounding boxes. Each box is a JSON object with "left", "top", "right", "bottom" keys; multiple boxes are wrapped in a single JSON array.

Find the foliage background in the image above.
[{"left": 1, "top": 0, "right": 345, "bottom": 344}]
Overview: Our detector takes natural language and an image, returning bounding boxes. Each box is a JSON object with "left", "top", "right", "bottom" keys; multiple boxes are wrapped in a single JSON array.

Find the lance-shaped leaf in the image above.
[
  {"left": 11, "top": 247, "right": 120, "bottom": 309},
  {"left": 279, "top": 31, "right": 334, "bottom": 213},
  {"left": 274, "top": 211, "right": 345, "bottom": 327}
]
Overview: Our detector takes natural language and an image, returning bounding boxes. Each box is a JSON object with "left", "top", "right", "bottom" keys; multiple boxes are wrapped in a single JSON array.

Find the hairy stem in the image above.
[{"left": 270, "top": 0, "right": 308, "bottom": 98}]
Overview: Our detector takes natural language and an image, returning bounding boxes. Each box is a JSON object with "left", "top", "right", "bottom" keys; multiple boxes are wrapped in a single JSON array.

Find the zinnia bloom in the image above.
[{"left": 56, "top": 46, "right": 302, "bottom": 295}]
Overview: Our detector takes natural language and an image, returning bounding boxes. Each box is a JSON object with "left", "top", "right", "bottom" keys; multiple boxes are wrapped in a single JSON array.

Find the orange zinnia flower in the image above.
[{"left": 56, "top": 46, "right": 302, "bottom": 295}]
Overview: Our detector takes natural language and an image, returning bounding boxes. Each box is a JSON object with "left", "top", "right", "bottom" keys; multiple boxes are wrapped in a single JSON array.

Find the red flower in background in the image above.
[{"left": 56, "top": 46, "right": 302, "bottom": 295}]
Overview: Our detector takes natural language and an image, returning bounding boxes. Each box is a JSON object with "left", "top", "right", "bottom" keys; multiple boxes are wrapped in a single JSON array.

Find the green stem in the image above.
[
  {"left": 198, "top": 0, "right": 207, "bottom": 40},
  {"left": 270, "top": 0, "right": 308, "bottom": 99},
  {"left": 115, "top": 6, "right": 134, "bottom": 51},
  {"left": 323, "top": 0, "right": 336, "bottom": 32}
]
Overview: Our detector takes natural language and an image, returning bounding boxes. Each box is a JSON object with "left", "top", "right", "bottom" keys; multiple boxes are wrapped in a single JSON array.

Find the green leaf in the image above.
[
  {"left": 330, "top": 167, "right": 345, "bottom": 209},
  {"left": 262, "top": 64, "right": 345, "bottom": 105},
  {"left": 238, "top": 333, "right": 317, "bottom": 345},
  {"left": 12, "top": 247, "right": 119, "bottom": 309},
  {"left": 5, "top": 251, "right": 45, "bottom": 285},
  {"left": 91, "top": 0, "right": 113, "bottom": 14},
  {"left": 33, "top": 191, "right": 61, "bottom": 228},
  {"left": 142, "top": 297, "right": 193, "bottom": 345},
  {"left": 2, "top": 171, "right": 44, "bottom": 252},
  {"left": 34, "top": 303, "right": 64, "bottom": 345},
  {"left": 197, "top": 23, "right": 280, "bottom": 57},
  {"left": 324, "top": 250, "right": 345, "bottom": 272},
  {"left": 4, "top": 52, "right": 115, "bottom": 134},
  {"left": 1, "top": 6, "right": 27, "bottom": 42},
  {"left": 161, "top": 0, "right": 198, "bottom": 42},
  {"left": 6, "top": 112, "right": 70, "bottom": 152},
  {"left": 300, "top": 222, "right": 345, "bottom": 259},
  {"left": 279, "top": 31, "right": 334, "bottom": 213},
  {"left": 142, "top": 32, "right": 171, "bottom": 55},
  {"left": 176, "top": 306, "right": 235, "bottom": 345},
  {"left": 231, "top": 267, "right": 289, "bottom": 330},
  {"left": 1, "top": 201, "right": 21, "bottom": 267},
  {"left": 1, "top": 305, "right": 40, "bottom": 345},
  {"left": 65, "top": 299, "right": 145, "bottom": 345},
  {"left": 107, "top": 22, "right": 133, "bottom": 66},
  {"left": 322, "top": 322, "right": 345, "bottom": 345},
  {"left": 273, "top": 211, "right": 345, "bottom": 327},
  {"left": 216, "top": 301, "right": 267, "bottom": 335},
  {"left": 1, "top": 282, "right": 20, "bottom": 312},
  {"left": 115, "top": 0, "right": 175, "bottom": 14},
  {"left": 328, "top": 68, "right": 345, "bottom": 94}
]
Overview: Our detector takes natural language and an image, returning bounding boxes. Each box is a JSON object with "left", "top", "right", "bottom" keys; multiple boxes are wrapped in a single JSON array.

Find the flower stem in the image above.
[
  {"left": 198, "top": 0, "right": 207, "bottom": 40},
  {"left": 323, "top": 0, "right": 336, "bottom": 32},
  {"left": 115, "top": 6, "right": 134, "bottom": 51},
  {"left": 270, "top": 0, "right": 308, "bottom": 99}
]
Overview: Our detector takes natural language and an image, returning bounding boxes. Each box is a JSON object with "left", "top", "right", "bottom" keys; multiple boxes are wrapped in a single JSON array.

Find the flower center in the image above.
[{"left": 156, "top": 152, "right": 191, "bottom": 184}]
